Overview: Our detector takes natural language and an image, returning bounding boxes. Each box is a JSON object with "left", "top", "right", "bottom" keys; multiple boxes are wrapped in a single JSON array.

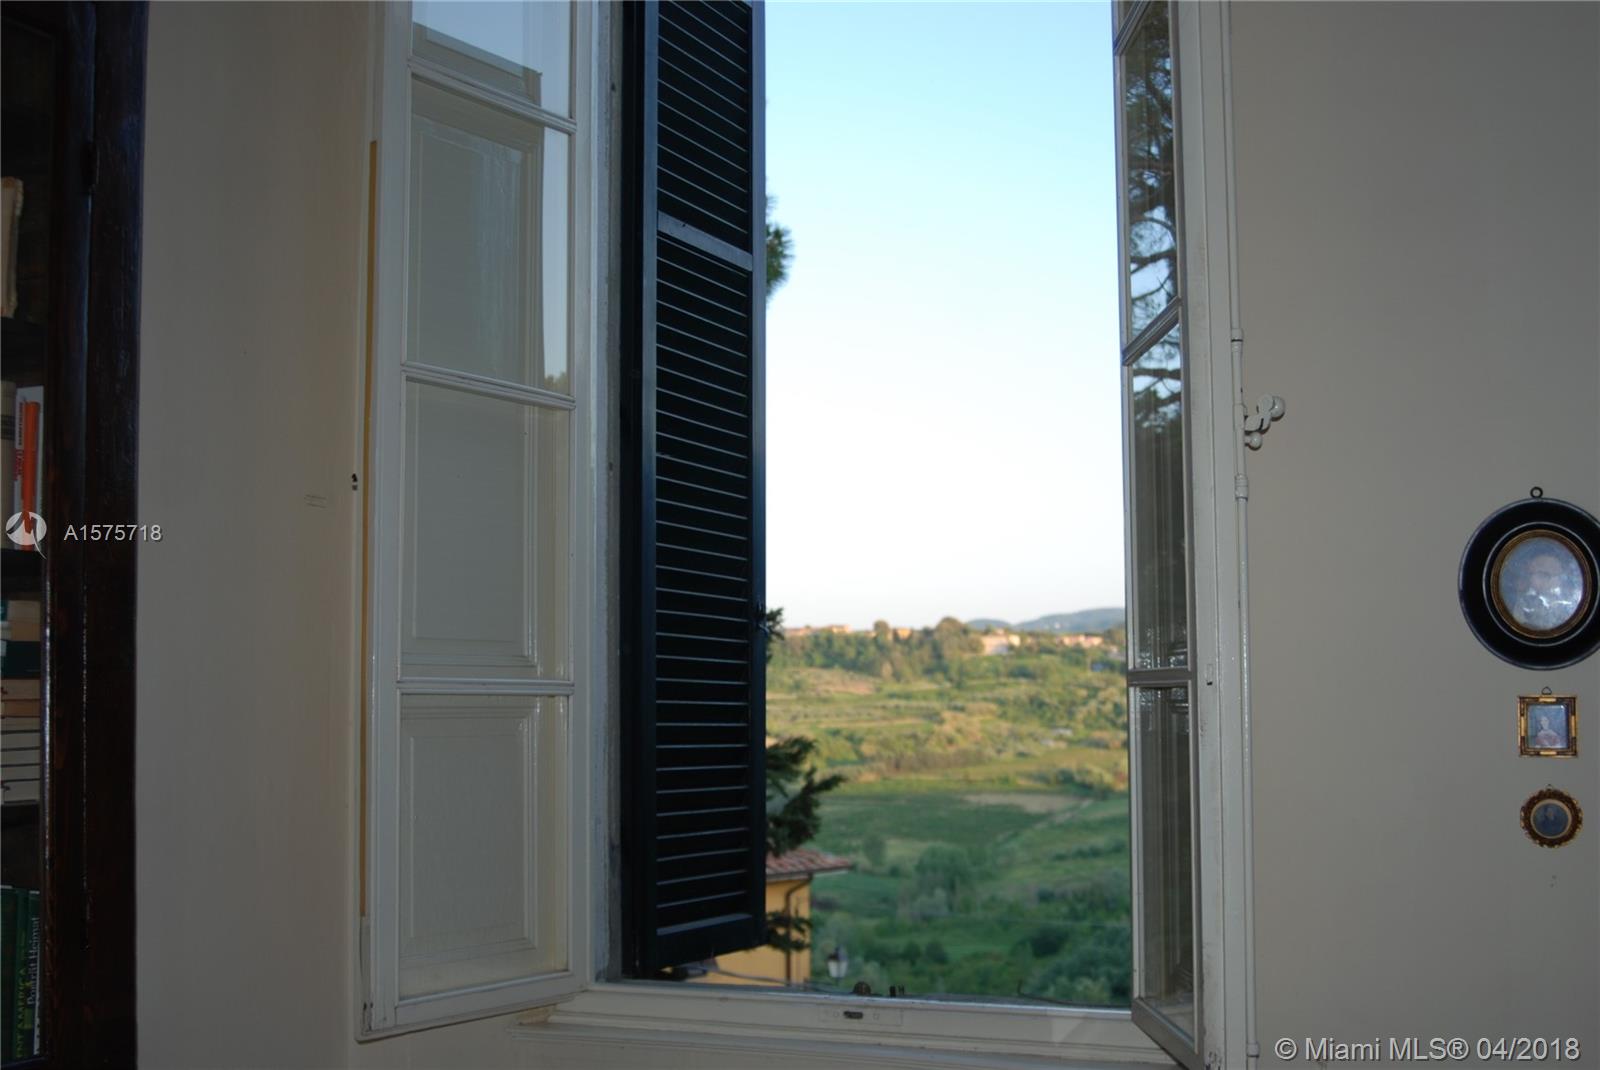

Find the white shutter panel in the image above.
[{"left": 362, "top": 1, "right": 590, "bottom": 1032}]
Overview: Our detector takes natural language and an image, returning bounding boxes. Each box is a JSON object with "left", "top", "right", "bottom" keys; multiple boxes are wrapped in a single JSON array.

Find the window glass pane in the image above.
[
  {"left": 401, "top": 382, "right": 571, "bottom": 680},
  {"left": 413, "top": 0, "right": 571, "bottom": 116},
  {"left": 408, "top": 81, "right": 571, "bottom": 393},
  {"left": 1135, "top": 685, "right": 1194, "bottom": 1039},
  {"left": 1129, "top": 327, "right": 1186, "bottom": 669},
  {"left": 1122, "top": 3, "right": 1176, "bottom": 337}
]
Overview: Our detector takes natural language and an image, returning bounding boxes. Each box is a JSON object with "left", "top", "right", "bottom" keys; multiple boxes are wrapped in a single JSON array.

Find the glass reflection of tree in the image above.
[
  {"left": 1132, "top": 339, "right": 1185, "bottom": 670},
  {"left": 1125, "top": 10, "right": 1175, "bottom": 333}
]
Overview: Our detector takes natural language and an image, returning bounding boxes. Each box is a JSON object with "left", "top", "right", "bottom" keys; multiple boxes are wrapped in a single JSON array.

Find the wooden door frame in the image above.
[{"left": 3, "top": 2, "right": 145, "bottom": 1065}]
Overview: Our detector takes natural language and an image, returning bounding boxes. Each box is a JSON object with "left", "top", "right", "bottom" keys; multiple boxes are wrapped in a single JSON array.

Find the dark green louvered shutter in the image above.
[{"left": 623, "top": 0, "right": 767, "bottom": 975}]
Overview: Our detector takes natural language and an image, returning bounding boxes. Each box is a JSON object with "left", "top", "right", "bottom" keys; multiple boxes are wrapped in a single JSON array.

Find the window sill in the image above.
[{"left": 509, "top": 982, "right": 1173, "bottom": 1069}]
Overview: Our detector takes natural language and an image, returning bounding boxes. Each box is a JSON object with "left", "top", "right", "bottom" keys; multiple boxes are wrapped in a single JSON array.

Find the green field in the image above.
[{"left": 767, "top": 620, "right": 1132, "bottom": 1005}]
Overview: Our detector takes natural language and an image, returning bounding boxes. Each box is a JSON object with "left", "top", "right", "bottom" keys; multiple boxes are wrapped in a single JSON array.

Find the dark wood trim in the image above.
[
  {"left": 75, "top": 4, "right": 145, "bottom": 1064},
  {"left": 2, "top": 2, "right": 144, "bottom": 1066}
]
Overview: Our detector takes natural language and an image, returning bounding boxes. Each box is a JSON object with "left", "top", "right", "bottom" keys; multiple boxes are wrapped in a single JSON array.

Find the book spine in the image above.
[
  {"left": 13, "top": 389, "right": 41, "bottom": 548},
  {"left": 0, "top": 677, "right": 41, "bottom": 703},
  {"left": 0, "top": 640, "right": 39, "bottom": 677},
  {"left": 0, "top": 600, "right": 42, "bottom": 643},
  {"left": 27, "top": 891, "right": 38, "bottom": 1055},
  {"left": 9, "top": 888, "right": 31, "bottom": 1060},
  {"left": 1, "top": 887, "right": 14, "bottom": 1061}
]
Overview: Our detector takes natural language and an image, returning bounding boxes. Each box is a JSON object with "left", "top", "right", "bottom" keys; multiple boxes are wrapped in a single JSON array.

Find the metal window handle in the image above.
[{"left": 1243, "top": 394, "right": 1286, "bottom": 450}]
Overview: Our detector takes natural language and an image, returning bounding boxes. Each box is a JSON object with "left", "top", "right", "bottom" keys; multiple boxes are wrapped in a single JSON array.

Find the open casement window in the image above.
[
  {"left": 621, "top": 0, "right": 768, "bottom": 977},
  {"left": 362, "top": 0, "right": 590, "bottom": 1032},
  {"left": 1117, "top": 1, "right": 1203, "bottom": 1067}
]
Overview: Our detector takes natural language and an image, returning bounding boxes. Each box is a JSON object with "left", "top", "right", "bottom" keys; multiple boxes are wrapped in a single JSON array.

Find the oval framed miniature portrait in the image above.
[
  {"left": 1460, "top": 496, "right": 1600, "bottom": 669},
  {"left": 1521, "top": 788, "right": 1582, "bottom": 848}
]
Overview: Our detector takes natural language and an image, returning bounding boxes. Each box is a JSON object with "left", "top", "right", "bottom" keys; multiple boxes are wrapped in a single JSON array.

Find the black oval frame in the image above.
[{"left": 1459, "top": 496, "right": 1600, "bottom": 669}]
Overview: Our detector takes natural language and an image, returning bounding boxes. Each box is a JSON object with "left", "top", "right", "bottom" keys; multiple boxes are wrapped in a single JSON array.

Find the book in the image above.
[
  {"left": 26, "top": 890, "right": 39, "bottom": 1056},
  {"left": 1, "top": 888, "right": 13, "bottom": 1058},
  {"left": 0, "top": 679, "right": 38, "bottom": 701},
  {"left": 0, "top": 677, "right": 40, "bottom": 720},
  {"left": 0, "top": 707, "right": 41, "bottom": 803},
  {"left": 10, "top": 888, "right": 38, "bottom": 1058},
  {"left": 12, "top": 387, "right": 41, "bottom": 549},
  {"left": 0, "top": 380, "right": 12, "bottom": 522},
  {"left": 1, "top": 179, "right": 20, "bottom": 319},
  {"left": 0, "top": 599, "right": 41, "bottom": 643},
  {"left": 10, "top": 889, "right": 27, "bottom": 1058},
  {"left": 0, "top": 641, "right": 38, "bottom": 677}
]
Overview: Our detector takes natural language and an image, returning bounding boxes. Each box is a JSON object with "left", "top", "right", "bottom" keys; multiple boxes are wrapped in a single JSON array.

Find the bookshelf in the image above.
[{"left": 1, "top": 3, "right": 144, "bottom": 1065}]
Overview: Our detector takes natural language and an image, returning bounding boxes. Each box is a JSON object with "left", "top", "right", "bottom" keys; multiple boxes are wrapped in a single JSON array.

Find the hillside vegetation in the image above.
[{"left": 768, "top": 617, "right": 1131, "bottom": 1005}]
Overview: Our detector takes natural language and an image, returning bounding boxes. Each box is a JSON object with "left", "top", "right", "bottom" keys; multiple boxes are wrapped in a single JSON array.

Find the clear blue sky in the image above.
[{"left": 765, "top": 1, "right": 1124, "bottom": 630}]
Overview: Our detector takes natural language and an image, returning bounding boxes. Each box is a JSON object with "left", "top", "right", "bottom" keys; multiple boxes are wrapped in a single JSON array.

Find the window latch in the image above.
[{"left": 1242, "top": 394, "right": 1286, "bottom": 450}]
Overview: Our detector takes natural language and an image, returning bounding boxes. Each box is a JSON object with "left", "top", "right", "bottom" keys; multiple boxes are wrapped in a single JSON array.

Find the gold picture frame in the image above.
[
  {"left": 1521, "top": 787, "right": 1582, "bottom": 848},
  {"left": 1518, "top": 694, "right": 1577, "bottom": 757},
  {"left": 1490, "top": 529, "right": 1594, "bottom": 640}
]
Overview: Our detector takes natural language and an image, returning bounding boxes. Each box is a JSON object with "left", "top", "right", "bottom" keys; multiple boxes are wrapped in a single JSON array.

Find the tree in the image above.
[
  {"left": 764, "top": 735, "right": 845, "bottom": 954},
  {"left": 766, "top": 735, "right": 845, "bottom": 857},
  {"left": 765, "top": 196, "right": 793, "bottom": 302}
]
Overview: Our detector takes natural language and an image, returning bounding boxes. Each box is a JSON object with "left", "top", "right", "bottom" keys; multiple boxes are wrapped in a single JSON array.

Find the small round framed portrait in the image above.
[
  {"left": 1460, "top": 496, "right": 1600, "bottom": 669},
  {"left": 1521, "top": 788, "right": 1582, "bottom": 848},
  {"left": 1492, "top": 532, "right": 1591, "bottom": 638},
  {"left": 1518, "top": 695, "right": 1578, "bottom": 757}
]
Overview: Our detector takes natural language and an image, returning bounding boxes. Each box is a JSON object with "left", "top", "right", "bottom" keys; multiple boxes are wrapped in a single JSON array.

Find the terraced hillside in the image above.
[{"left": 767, "top": 619, "right": 1131, "bottom": 1005}]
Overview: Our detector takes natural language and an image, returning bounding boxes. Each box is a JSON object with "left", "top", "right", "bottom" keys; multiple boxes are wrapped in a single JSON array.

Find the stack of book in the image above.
[
  {"left": 0, "top": 597, "right": 40, "bottom": 804},
  {"left": 0, "top": 885, "right": 41, "bottom": 1060}
]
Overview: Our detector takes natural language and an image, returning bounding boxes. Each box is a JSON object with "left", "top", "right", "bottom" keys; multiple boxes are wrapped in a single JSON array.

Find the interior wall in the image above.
[
  {"left": 136, "top": 1, "right": 1599, "bottom": 1066},
  {"left": 137, "top": 4, "right": 530, "bottom": 1067},
  {"left": 1233, "top": 1, "right": 1599, "bottom": 1060}
]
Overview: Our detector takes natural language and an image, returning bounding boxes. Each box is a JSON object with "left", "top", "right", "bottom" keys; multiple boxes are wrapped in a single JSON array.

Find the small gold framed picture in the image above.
[
  {"left": 1518, "top": 694, "right": 1577, "bottom": 757},
  {"left": 1521, "top": 788, "right": 1582, "bottom": 848}
]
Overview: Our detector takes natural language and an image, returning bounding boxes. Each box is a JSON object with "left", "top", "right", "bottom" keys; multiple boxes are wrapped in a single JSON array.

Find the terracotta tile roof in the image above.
[{"left": 765, "top": 847, "right": 853, "bottom": 879}]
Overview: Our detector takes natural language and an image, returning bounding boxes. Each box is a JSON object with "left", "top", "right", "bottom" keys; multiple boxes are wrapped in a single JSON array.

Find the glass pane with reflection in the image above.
[
  {"left": 1122, "top": 3, "right": 1176, "bottom": 338},
  {"left": 1129, "top": 327, "right": 1186, "bottom": 669},
  {"left": 1135, "top": 686, "right": 1195, "bottom": 1040},
  {"left": 408, "top": 81, "right": 570, "bottom": 394},
  {"left": 413, "top": 0, "right": 571, "bottom": 117}
]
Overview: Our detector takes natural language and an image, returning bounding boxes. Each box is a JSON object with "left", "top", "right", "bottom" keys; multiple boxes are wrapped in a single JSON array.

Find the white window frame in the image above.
[
  {"left": 358, "top": 0, "right": 601, "bottom": 1036},
  {"left": 357, "top": 1, "right": 1254, "bottom": 1063}
]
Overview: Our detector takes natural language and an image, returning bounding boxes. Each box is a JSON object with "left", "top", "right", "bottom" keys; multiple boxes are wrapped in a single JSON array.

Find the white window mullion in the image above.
[{"left": 1174, "top": 1, "right": 1253, "bottom": 1066}]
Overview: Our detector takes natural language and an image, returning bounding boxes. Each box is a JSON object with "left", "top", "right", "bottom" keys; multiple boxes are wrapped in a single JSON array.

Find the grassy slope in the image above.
[{"left": 766, "top": 633, "right": 1131, "bottom": 1005}]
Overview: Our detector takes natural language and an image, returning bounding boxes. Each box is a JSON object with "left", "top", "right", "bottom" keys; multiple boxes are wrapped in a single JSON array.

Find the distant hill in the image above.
[{"left": 967, "top": 608, "right": 1125, "bottom": 634}]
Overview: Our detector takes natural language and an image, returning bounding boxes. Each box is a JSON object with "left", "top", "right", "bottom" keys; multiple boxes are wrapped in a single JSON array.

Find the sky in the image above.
[{"left": 765, "top": 2, "right": 1124, "bottom": 630}]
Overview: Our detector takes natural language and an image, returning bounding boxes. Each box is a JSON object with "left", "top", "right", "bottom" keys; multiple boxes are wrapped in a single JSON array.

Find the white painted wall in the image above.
[
  {"left": 1232, "top": 1, "right": 1600, "bottom": 1061},
  {"left": 137, "top": 4, "right": 529, "bottom": 1066}
]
